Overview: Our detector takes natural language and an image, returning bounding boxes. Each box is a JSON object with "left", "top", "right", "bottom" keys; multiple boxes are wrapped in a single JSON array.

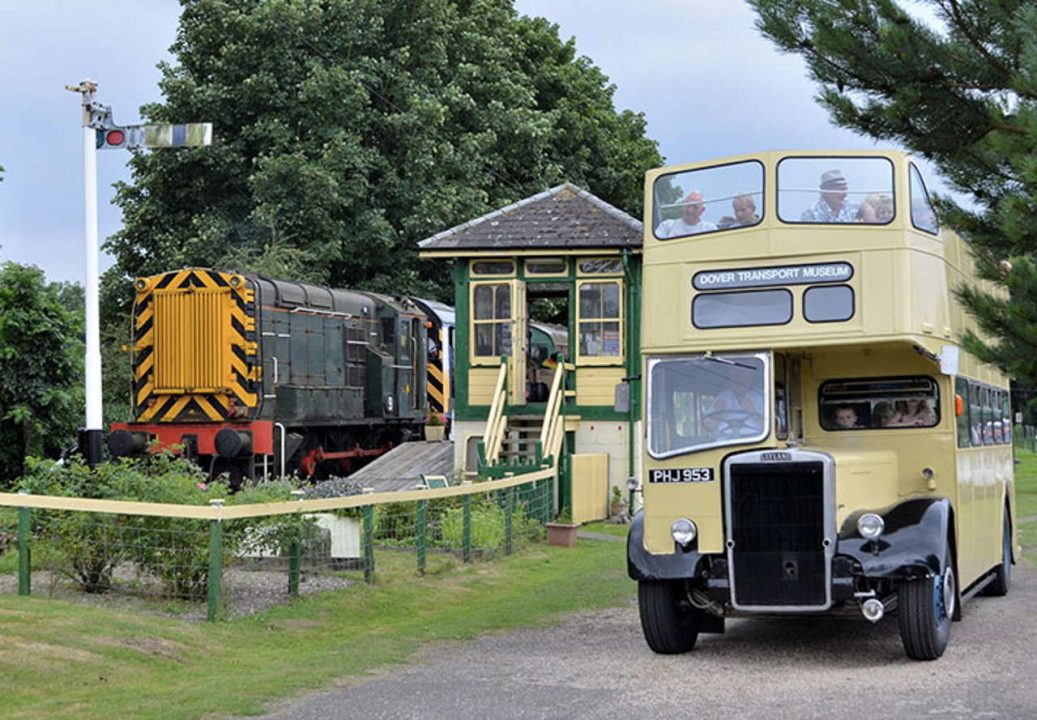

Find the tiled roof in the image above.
[{"left": 418, "top": 183, "right": 643, "bottom": 252}]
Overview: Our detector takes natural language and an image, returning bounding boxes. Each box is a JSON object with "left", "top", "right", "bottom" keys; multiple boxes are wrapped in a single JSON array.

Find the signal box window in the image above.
[
  {"left": 472, "top": 283, "right": 512, "bottom": 358},
  {"left": 652, "top": 160, "right": 764, "bottom": 240},
  {"left": 577, "top": 280, "right": 623, "bottom": 362},
  {"left": 778, "top": 156, "right": 895, "bottom": 225},
  {"left": 819, "top": 376, "right": 938, "bottom": 431},
  {"left": 693, "top": 289, "right": 792, "bottom": 328},
  {"left": 470, "top": 260, "right": 515, "bottom": 277},
  {"left": 910, "top": 164, "right": 940, "bottom": 235},
  {"left": 525, "top": 259, "right": 567, "bottom": 276}
]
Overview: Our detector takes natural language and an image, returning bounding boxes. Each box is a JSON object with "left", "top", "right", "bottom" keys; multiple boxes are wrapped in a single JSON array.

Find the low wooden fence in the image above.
[{"left": 0, "top": 468, "right": 556, "bottom": 621}]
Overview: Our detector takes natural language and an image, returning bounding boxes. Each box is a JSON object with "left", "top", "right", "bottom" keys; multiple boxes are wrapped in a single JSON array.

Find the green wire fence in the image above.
[{"left": 0, "top": 468, "right": 556, "bottom": 621}]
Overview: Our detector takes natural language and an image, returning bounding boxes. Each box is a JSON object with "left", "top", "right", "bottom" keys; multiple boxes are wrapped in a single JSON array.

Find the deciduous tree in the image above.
[{"left": 108, "top": 0, "right": 661, "bottom": 301}]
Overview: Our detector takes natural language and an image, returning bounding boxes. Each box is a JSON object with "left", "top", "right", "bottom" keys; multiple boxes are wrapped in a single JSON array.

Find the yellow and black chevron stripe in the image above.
[
  {"left": 131, "top": 268, "right": 260, "bottom": 423},
  {"left": 427, "top": 358, "right": 446, "bottom": 415}
]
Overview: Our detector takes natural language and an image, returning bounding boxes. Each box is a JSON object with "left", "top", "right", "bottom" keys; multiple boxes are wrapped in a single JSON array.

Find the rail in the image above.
[
  {"left": 538, "top": 361, "right": 567, "bottom": 467},
  {"left": 482, "top": 362, "right": 509, "bottom": 466}
]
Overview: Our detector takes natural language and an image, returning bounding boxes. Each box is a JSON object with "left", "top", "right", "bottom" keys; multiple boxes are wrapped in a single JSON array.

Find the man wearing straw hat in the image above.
[{"left": 801, "top": 169, "right": 858, "bottom": 222}]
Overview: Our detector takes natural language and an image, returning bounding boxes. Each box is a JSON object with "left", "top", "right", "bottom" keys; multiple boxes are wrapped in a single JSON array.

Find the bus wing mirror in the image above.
[
  {"left": 939, "top": 345, "right": 960, "bottom": 376},
  {"left": 614, "top": 383, "right": 631, "bottom": 413}
]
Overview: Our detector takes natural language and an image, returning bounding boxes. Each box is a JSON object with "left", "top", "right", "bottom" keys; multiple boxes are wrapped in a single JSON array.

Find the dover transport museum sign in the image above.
[{"left": 693, "top": 262, "right": 853, "bottom": 291}]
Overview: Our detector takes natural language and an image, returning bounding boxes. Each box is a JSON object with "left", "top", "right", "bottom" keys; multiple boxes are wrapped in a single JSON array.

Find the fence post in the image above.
[
  {"left": 207, "top": 499, "right": 225, "bottom": 622},
  {"left": 462, "top": 494, "right": 472, "bottom": 563},
  {"left": 363, "top": 505, "right": 374, "bottom": 584},
  {"left": 288, "top": 489, "right": 305, "bottom": 597},
  {"left": 504, "top": 487, "right": 514, "bottom": 556},
  {"left": 17, "top": 491, "right": 31, "bottom": 597},
  {"left": 417, "top": 499, "right": 427, "bottom": 575}
]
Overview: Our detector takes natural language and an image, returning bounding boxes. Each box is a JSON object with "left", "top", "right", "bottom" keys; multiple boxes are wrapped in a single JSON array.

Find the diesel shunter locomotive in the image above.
[{"left": 108, "top": 268, "right": 430, "bottom": 483}]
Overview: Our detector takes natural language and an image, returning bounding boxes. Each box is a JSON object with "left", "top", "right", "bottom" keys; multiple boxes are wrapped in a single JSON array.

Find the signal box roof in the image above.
[{"left": 418, "top": 182, "right": 642, "bottom": 255}]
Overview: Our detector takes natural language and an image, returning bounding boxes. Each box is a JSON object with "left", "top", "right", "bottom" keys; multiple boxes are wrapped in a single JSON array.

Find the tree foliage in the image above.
[
  {"left": 107, "top": 0, "right": 661, "bottom": 301},
  {"left": 751, "top": 0, "right": 1037, "bottom": 380},
  {"left": 0, "top": 263, "right": 83, "bottom": 485}
]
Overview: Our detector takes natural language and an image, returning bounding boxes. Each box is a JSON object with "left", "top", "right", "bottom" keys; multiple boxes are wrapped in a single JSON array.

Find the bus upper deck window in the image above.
[
  {"left": 778, "top": 156, "right": 895, "bottom": 225},
  {"left": 652, "top": 160, "right": 764, "bottom": 240},
  {"left": 909, "top": 164, "right": 940, "bottom": 234}
]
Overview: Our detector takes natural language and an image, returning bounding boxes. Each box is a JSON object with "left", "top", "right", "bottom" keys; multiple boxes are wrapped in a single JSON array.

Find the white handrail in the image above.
[{"left": 482, "top": 362, "right": 508, "bottom": 465}]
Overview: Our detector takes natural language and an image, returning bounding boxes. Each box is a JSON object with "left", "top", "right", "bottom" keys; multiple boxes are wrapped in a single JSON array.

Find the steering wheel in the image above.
[{"left": 703, "top": 409, "right": 765, "bottom": 438}]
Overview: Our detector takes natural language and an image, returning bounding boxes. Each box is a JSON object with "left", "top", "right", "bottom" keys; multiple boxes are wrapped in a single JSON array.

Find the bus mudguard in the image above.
[
  {"left": 626, "top": 510, "right": 708, "bottom": 581},
  {"left": 838, "top": 497, "right": 952, "bottom": 579}
]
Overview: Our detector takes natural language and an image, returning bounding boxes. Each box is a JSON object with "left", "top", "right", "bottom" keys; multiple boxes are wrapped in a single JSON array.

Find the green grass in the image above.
[
  {"left": 0, "top": 538, "right": 630, "bottom": 720},
  {"left": 581, "top": 521, "right": 630, "bottom": 538},
  {"left": 1015, "top": 450, "right": 1037, "bottom": 566}
]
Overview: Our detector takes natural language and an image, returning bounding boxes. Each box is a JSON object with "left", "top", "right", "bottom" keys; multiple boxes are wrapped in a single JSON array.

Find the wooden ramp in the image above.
[{"left": 347, "top": 441, "right": 455, "bottom": 492}]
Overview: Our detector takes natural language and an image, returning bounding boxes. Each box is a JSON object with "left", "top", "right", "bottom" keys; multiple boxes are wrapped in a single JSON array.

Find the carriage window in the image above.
[
  {"left": 803, "top": 285, "right": 854, "bottom": 323},
  {"left": 693, "top": 289, "right": 792, "bottom": 328},
  {"left": 577, "top": 280, "right": 623, "bottom": 361},
  {"left": 778, "top": 156, "right": 895, "bottom": 225},
  {"left": 471, "top": 283, "right": 512, "bottom": 358},
  {"left": 910, "top": 164, "right": 939, "bottom": 235},
  {"left": 652, "top": 160, "right": 764, "bottom": 240},
  {"left": 819, "top": 376, "right": 938, "bottom": 431}
]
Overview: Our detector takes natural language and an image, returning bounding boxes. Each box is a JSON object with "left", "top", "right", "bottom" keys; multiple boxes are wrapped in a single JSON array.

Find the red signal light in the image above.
[{"left": 106, "top": 129, "right": 126, "bottom": 146}]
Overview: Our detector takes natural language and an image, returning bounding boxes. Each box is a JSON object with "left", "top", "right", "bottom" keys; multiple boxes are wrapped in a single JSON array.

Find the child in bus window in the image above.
[
  {"left": 858, "top": 193, "right": 894, "bottom": 224},
  {"left": 833, "top": 405, "right": 862, "bottom": 429},
  {"left": 872, "top": 400, "right": 896, "bottom": 427}
]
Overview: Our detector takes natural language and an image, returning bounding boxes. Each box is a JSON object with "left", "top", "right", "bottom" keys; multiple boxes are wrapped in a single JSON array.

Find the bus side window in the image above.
[
  {"left": 970, "top": 383, "right": 983, "bottom": 445},
  {"left": 955, "top": 377, "right": 970, "bottom": 448}
]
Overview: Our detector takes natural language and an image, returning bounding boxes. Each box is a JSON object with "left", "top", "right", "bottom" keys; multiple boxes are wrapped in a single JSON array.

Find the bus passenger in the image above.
[
  {"left": 858, "top": 193, "right": 894, "bottom": 223},
  {"left": 833, "top": 405, "right": 862, "bottom": 429},
  {"left": 892, "top": 397, "right": 935, "bottom": 426},
  {"left": 657, "top": 190, "right": 718, "bottom": 237},
  {"left": 801, "top": 169, "right": 858, "bottom": 223},
  {"left": 732, "top": 193, "right": 760, "bottom": 226},
  {"left": 872, "top": 400, "right": 896, "bottom": 427}
]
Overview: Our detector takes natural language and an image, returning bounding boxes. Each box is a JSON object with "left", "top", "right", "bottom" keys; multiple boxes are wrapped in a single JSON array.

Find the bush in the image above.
[
  {"left": 438, "top": 496, "right": 537, "bottom": 551},
  {"left": 18, "top": 455, "right": 301, "bottom": 598}
]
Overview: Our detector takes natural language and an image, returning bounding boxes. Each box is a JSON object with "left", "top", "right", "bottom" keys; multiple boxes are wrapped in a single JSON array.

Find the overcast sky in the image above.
[{"left": 0, "top": 1, "right": 905, "bottom": 285}]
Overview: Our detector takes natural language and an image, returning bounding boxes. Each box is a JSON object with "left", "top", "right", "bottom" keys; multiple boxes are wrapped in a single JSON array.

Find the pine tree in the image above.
[{"left": 751, "top": 0, "right": 1037, "bottom": 380}]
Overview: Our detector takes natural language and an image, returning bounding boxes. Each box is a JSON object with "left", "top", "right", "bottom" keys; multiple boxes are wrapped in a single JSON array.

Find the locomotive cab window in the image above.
[{"left": 819, "top": 376, "right": 938, "bottom": 431}]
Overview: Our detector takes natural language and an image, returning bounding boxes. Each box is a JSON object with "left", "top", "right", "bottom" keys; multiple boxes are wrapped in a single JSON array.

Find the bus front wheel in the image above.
[
  {"left": 897, "top": 550, "right": 955, "bottom": 661},
  {"left": 637, "top": 580, "right": 702, "bottom": 654}
]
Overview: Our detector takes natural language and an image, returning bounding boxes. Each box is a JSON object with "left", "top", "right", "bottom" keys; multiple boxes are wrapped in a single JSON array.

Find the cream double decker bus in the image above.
[{"left": 628, "top": 150, "right": 1016, "bottom": 661}]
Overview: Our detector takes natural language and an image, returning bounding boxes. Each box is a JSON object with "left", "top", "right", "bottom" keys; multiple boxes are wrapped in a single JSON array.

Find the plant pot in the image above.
[
  {"left": 425, "top": 424, "right": 446, "bottom": 442},
  {"left": 545, "top": 521, "right": 580, "bottom": 548},
  {"left": 610, "top": 502, "right": 628, "bottom": 520}
]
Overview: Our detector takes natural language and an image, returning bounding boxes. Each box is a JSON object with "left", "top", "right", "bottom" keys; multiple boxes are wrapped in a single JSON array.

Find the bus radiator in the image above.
[{"left": 728, "top": 462, "right": 827, "bottom": 608}]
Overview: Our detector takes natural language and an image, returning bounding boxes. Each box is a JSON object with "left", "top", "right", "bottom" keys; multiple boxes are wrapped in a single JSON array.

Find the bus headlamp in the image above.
[
  {"left": 671, "top": 518, "right": 697, "bottom": 548},
  {"left": 857, "top": 513, "right": 885, "bottom": 540}
]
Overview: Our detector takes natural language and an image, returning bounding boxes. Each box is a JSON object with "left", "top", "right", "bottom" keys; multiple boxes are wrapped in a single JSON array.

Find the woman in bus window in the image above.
[
  {"left": 872, "top": 400, "right": 897, "bottom": 427},
  {"left": 893, "top": 396, "right": 935, "bottom": 426}
]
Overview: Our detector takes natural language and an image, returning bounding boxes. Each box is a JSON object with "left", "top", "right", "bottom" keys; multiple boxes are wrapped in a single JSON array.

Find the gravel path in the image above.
[{"left": 256, "top": 565, "right": 1037, "bottom": 720}]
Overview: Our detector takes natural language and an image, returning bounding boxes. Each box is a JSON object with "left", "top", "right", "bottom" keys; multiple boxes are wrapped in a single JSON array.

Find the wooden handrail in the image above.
[
  {"left": 538, "top": 361, "right": 567, "bottom": 467},
  {"left": 482, "top": 362, "right": 508, "bottom": 465}
]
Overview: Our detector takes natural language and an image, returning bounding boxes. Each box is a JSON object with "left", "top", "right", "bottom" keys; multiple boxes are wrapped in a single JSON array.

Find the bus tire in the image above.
[
  {"left": 982, "top": 507, "right": 1012, "bottom": 597},
  {"left": 897, "top": 548, "right": 954, "bottom": 661},
  {"left": 637, "top": 579, "right": 701, "bottom": 654}
]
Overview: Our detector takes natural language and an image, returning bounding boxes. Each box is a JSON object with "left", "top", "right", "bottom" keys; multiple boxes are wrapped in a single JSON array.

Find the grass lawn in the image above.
[
  {"left": 0, "top": 537, "right": 631, "bottom": 720},
  {"left": 1014, "top": 449, "right": 1037, "bottom": 566},
  {"left": 581, "top": 521, "right": 629, "bottom": 538}
]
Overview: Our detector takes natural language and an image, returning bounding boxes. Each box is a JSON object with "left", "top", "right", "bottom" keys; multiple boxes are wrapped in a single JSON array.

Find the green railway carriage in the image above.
[{"left": 109, "top": 267, "right": 429, "bottom": 483}]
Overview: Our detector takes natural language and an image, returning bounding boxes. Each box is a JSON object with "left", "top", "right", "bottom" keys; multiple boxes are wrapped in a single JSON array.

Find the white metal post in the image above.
[{"left": 83, "top": 124, "right": 102, "bottom": 432}]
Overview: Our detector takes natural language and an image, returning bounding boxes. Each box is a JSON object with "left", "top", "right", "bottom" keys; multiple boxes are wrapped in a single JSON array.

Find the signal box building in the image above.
[{"left": 418, "top": 183, "right": 642, "bottom": 520}]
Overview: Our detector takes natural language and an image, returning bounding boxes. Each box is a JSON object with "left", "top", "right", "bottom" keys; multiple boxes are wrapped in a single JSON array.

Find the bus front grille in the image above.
[{"left": 728, "top": 461, "right": 827, "bottom": 608}]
